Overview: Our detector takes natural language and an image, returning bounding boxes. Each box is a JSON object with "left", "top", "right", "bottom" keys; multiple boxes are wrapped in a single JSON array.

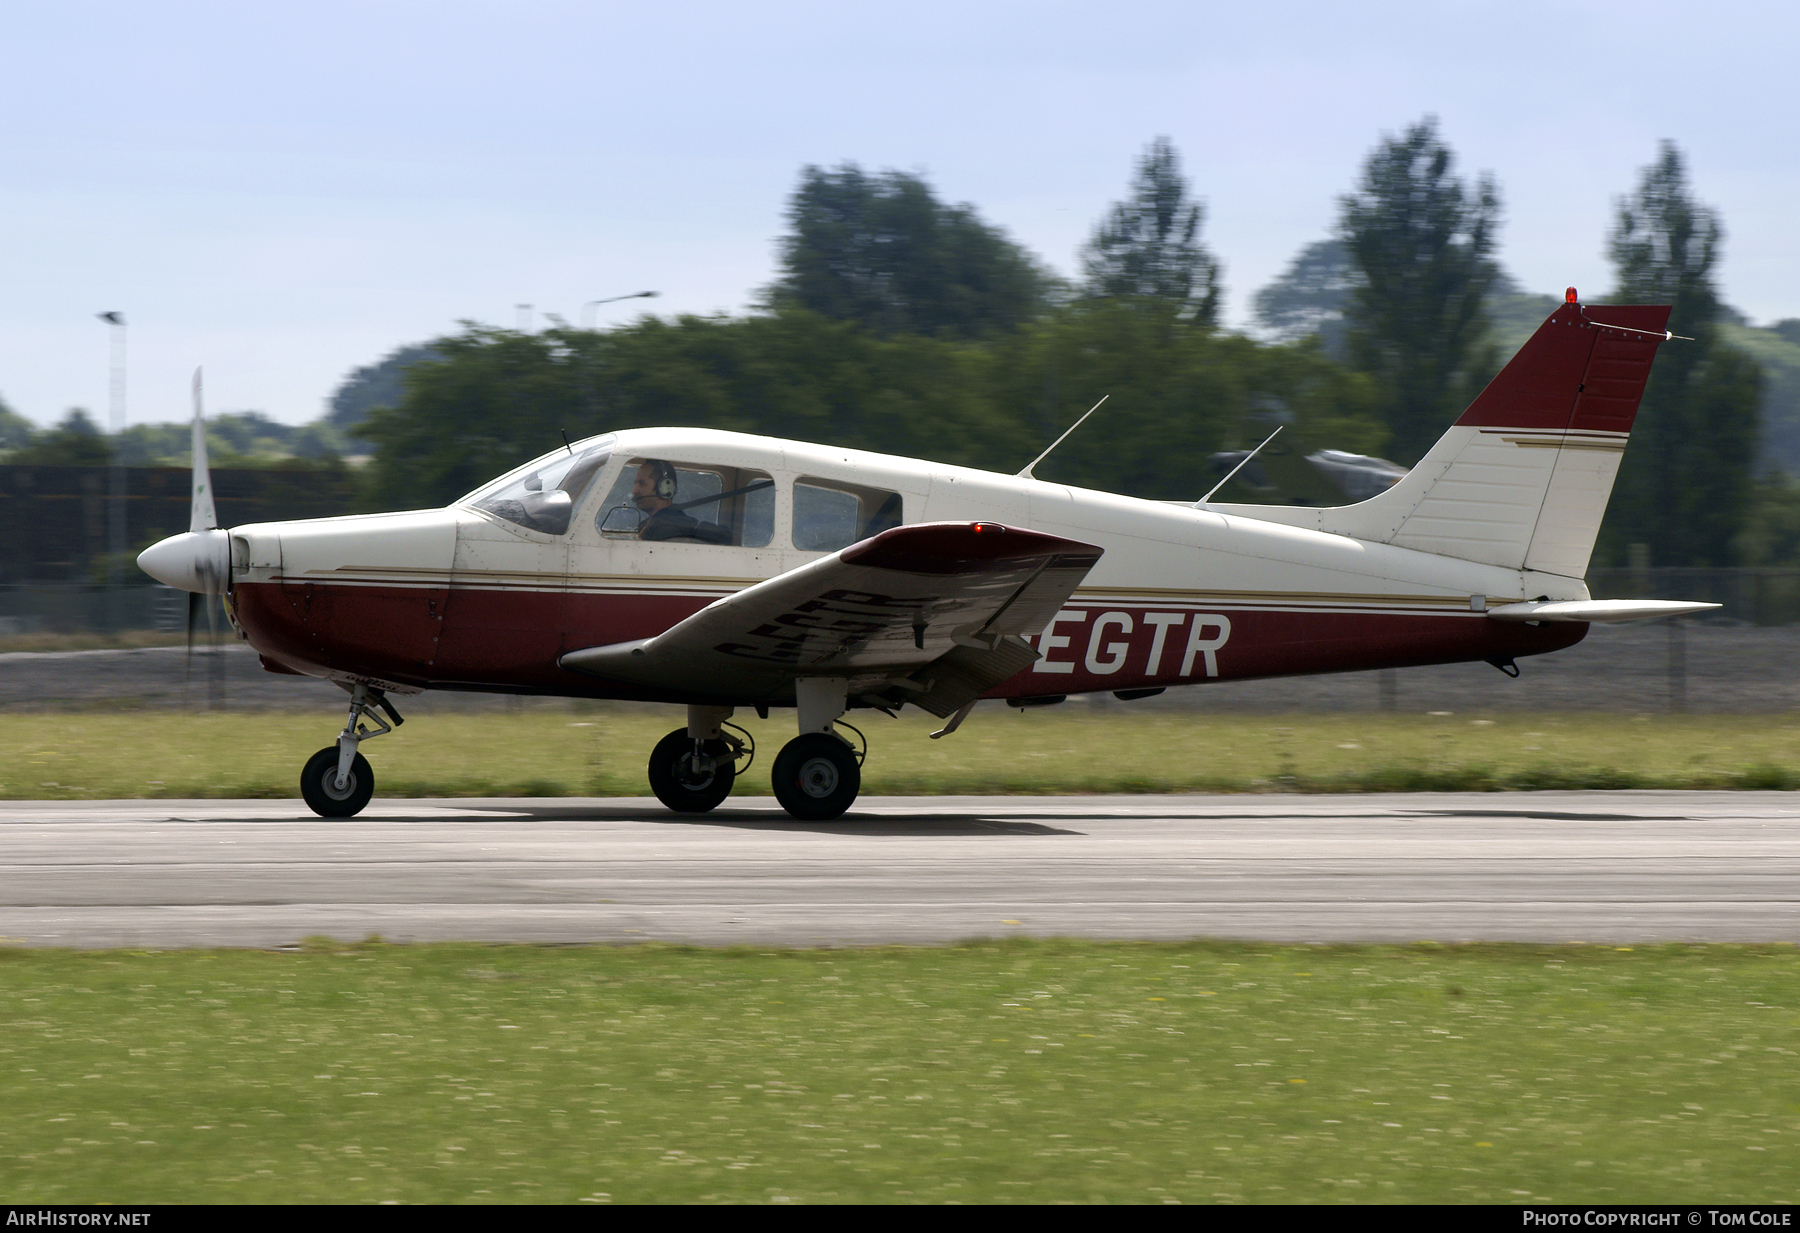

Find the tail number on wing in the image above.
[{"left": 1031, "top": 609, "right": 1232, "bottom": 679}]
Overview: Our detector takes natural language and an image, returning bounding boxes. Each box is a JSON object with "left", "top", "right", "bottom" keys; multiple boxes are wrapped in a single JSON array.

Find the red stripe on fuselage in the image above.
[
  {"left": 1009, "top": 604, "right": 1581, "bottom": 697},
  {"left": 234, "top": 581, "right": 1585, "bottom": 701}
]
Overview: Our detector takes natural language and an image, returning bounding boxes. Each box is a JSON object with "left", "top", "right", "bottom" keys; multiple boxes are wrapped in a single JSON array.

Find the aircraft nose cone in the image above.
[{"left": 137, "top": 529, "right": 230, "bottom": 594}]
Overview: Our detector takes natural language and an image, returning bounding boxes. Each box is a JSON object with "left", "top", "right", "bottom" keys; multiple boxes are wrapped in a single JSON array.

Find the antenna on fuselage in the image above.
[
  {"left": 1196, "top": 424, "right": 1283, "bottom": 506},
  {"left": 1018, "top": 394, "right": 1109, "bottom": 479}
]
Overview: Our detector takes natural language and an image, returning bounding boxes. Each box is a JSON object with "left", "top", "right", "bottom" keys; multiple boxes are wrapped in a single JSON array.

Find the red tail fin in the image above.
[{"left": 1456, "top": 303, "right": 1671, "bottom": 433}]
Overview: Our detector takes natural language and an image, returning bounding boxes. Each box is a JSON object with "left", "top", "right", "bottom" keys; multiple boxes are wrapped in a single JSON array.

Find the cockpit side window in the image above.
[
  {"left": 467, "top": 438, "right": 614, "bottom": 536},
  {"left": 792, "top": 478, "right": 903, "bottom": 552},
  {"left": 596, "top": 459, "right": 775, "bottom": 547}
]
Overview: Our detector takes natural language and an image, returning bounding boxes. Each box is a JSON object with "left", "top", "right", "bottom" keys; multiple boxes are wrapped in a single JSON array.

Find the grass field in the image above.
[
  {"left": 2, "top": 708, "right": 1797, "bottom": 800},
  {"left": 0, "top": 632, "right": 188, "bottom": 654},
  {"left": 1, "top": 939, "right": 1795, "bottom": 1204}
]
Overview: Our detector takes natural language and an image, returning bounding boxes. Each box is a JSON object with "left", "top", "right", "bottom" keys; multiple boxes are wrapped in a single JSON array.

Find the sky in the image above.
[{"left": 3, "top": 0, "right": 1796, "bottom": 430}]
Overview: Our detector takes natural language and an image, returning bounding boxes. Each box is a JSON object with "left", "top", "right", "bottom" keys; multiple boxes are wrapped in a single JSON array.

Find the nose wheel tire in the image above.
[
  {"left": 648, "top": 728, "right": 736, "bottom": 813},
  {"left": 301, "top": 746, "right": 374, "bottom": 818},
  {"left": 771, "top": 733, "right": 860, "bottom": 821}
]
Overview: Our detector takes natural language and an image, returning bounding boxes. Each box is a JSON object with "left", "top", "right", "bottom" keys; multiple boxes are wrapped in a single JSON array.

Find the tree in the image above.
[
  {"left": 0, "top": 395, "right": 36, "bottom": 451},
  {"left": 359, "top": 326, "right": 609, "bottom": 511},
  {"left": 10, "top": 409, "right": 109, "bottom": 466},
  {"left": 114, "top": 412, "right": 345, "bottom": 466},
  {"left": 357, "top": 301, "right": 1390, "bottom": 512},
  {"left": 326, "top": 342, "right": 441, "bottom": 451},
  {"left": 1738, "top": 472, "right": 1800, "bottom": 566},
  {"left": 359, "top": 313, "right": 1027, "bottom": 510},
  {"left": 1251, "top": 239, "right": 1355, "bottom": 357},
  {"left": 1079, "top": 137, "right": 1222, "bottom": 324},
  {"left": 1338, "top": 117, "right": 1501, "bottom": 463},
  {"left": 981, "top": 300, "right": 1383, "bottom": 499},
  {"left": 765, "top": 164, "right": 1052, "bottom": 339},
  {"left": 1597, "top": 142, "right": 1760, "bottom": 568}
]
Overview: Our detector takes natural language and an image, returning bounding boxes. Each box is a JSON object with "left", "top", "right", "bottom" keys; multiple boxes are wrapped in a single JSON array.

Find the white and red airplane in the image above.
[{"left": 138, "top": 294, "right": 1716, "bottom": 820}]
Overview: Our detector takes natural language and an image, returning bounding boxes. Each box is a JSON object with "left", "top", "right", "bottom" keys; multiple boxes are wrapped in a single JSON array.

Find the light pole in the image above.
[
  {"left": 581, "top": 291, "right": 657, "bottom": 330},
  {"left": 97, "top": 311, "right": 126, "bottom": 630}
]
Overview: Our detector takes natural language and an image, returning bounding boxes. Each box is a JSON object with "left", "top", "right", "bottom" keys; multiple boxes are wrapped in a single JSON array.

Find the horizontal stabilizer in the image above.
[{"left": 1486, "top": 599, "right": 1720, "bottom": 624}]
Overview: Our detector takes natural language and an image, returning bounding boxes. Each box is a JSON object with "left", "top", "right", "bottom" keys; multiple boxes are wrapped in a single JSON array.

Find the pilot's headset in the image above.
[{"left": 649, "top": 460, "right": 677, "bottom": 502}]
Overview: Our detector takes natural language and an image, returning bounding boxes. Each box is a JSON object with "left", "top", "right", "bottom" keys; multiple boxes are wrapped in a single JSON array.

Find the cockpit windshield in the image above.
[{"left": 462, "top": 434, "right": 616, "bottom": 535}]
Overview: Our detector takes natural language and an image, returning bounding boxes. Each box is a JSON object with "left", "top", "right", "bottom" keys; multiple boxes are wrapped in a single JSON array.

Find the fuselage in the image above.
[{"left": 223, "top": 427, "right": 1587, "bottom": 702}]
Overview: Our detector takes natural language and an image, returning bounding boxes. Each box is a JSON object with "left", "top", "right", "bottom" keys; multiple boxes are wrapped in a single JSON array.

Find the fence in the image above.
[
  {"left": 0, "top": 584, "right": 191, "bottom": 636},
  {"left": 1585, "top": 568, "right": 1800, "bottom": 626}
]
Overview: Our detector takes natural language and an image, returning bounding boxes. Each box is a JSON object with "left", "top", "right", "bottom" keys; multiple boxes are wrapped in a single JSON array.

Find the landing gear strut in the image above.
[
  {"left": 644, "top": 683, "right": 866, "bottom": 821},
  {"left": 301, "top": 683, "right": 402, "bottom": 818},
  {"left": 769, "top": 677, "right": 861, "bottom": 822},
  {"left": 647, "top": 705, "right": 753, "bottom": 814}
]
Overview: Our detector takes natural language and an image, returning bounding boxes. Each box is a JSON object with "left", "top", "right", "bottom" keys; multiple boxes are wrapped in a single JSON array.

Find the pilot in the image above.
[{"left": 631, "top": 460, "right": 704, "bottom": 541}]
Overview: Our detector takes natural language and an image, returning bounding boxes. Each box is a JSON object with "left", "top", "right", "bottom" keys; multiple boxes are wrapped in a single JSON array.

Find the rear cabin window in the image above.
[
  {"left": 595, "top": 459, "right": 774, "bottom": 547},
  {"left": 792, "top": 478, "right": 902, "bottom": 552}
]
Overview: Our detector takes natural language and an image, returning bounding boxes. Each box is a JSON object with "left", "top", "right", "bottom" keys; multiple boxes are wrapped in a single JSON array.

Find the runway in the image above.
[{"left": 0, "top": 792, "right": 1796, "bottom": 949}]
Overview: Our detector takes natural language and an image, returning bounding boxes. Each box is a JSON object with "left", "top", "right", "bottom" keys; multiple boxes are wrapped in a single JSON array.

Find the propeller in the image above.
[
  {"left": 183, "top": 590, "right": 225, "bottom": 708},
  {"left": 185, "top": 588, "right": 201, "bottom": 704},
  {"left": 180, "top": 369, "right": 226, "bottom": 709},
  {"left": 189, "top": 368, "right": 217, "bottom": 537}
]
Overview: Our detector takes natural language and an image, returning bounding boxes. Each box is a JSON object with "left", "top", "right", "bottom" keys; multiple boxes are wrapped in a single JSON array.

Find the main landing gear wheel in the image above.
[
  {"left": 301, "top": 746, "right": 374, "bottom": 818},
  {"left": 771, "top": 733, "right": 860, "bottom": 821},
  {"left": 647, "top": 728, "right": 736, "bottom": 813}
]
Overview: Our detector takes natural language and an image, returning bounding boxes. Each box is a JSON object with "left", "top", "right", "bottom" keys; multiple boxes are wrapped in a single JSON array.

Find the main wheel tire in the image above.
[
  {"left": 300, "top": 746, "right": 375, "bottom": 818},
  {"left": 771, "top": 733, "right": 860, "bottom": 821},
  {"left": 647, "top": 728, "right": 736, "bottom": 813}
]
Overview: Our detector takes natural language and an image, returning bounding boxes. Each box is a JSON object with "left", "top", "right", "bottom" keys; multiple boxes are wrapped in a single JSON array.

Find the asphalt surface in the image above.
[{"left": 1, "top": 791, "right": 1795, "bottom": 949}]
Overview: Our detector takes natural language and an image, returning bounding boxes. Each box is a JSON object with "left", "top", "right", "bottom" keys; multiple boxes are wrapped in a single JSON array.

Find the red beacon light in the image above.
[{"left": 1565, "top": 287, "right": 1579, "bottom": 304}]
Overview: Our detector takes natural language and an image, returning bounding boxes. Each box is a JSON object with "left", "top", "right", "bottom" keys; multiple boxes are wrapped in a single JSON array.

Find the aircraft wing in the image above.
[{"left": 560, "top": 522, "right": 1104, "bottom": 715}]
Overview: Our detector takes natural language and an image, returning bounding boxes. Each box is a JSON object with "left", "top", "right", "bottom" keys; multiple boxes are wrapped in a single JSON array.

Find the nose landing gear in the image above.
[
  {"left": 300, "top": 683, "right": 402, "bottom": 818},
  {"left": 301, "top": 746, "right": 373, "bottom": 817}
]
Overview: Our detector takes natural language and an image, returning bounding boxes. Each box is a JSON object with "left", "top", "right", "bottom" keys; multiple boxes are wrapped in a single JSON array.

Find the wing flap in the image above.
[
  {"left": 560, "top": 522, "right": 1103, "bottom": 703},
  {"left": 910, "top": 635, "right": 1041, "bottom": 718}
]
